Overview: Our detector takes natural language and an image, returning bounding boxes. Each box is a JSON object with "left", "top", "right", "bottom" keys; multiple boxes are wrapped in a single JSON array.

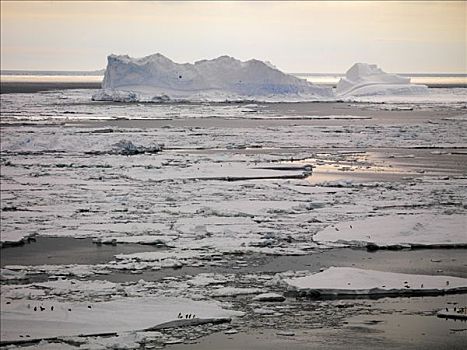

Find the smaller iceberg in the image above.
[{"left": 336, "top": 63, "right": 428, "bottom": 97}]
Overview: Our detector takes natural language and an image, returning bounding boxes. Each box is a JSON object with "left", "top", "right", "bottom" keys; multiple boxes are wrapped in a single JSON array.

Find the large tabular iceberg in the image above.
[
  {"left": 92, "top": 53, "right": 333, "bottom": 102},
  {"left": 336, "top": 63, "right": 428, "bottom": 97}
]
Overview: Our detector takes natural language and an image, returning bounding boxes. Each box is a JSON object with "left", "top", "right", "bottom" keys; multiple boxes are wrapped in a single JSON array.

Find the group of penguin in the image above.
[{"left": 178, "top": 312, "right": 196, "bottom": 319}]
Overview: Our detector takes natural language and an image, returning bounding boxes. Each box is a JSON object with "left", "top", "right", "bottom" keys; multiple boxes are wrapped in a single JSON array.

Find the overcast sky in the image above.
[{"left": 1, "top": 1, "right": 465, "bottom": 73}]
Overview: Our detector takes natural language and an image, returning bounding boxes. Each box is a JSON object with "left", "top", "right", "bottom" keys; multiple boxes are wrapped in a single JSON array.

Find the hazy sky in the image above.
[{"left": 1, "top": 1, "right": 465, "bottom": 73}]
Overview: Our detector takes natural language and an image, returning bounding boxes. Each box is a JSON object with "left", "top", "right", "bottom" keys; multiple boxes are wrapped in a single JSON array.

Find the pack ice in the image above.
[
  {"left": 336, "top": 63, "right": 428, "bottom": 97},
  {"left": 92, "top": 53, "right": 333, "bottom": 102}
]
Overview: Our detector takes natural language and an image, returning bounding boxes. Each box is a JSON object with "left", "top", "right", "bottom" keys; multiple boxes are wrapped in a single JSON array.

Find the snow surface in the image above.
[
  {"left": 93, "top": 53, "right": 333, "bottom": 102},
  {"left": 284, "top": 267, "right": 467, "bottom": 296},
  {"left": 0, "top": 296, "right": 242, "bottom": 343},
  {"left": 314, "top": 214, "right": 467, "bottom": 248},
  {"left": 336, "top": 63, "right": 428, "bottom": 97}
]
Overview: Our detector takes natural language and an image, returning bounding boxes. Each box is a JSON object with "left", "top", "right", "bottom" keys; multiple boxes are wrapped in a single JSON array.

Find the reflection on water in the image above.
[{"left": 345, "top": 295, "right": 467, "bottom": 348}]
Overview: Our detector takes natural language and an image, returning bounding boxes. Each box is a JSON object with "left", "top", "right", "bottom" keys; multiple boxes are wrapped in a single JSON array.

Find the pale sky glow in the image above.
[{"left": 1, "top": 1, "right": 465, "bottom": 73}]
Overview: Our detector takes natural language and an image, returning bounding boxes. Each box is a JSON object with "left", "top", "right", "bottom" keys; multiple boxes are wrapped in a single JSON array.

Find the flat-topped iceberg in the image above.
[
  {"left": 92, "top": 53, "right": 333, "bottom": 102},
  {"left": 336, "top": 63, "right": 428, "bottom": 97}
]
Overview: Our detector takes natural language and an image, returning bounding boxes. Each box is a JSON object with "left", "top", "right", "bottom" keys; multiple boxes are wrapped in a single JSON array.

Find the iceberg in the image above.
[
  {"left": 336, "top": 63, "right": 428, "bottom": 97},
  {"left": 92, "top": 53, "right": 333, "bottom": 102}
]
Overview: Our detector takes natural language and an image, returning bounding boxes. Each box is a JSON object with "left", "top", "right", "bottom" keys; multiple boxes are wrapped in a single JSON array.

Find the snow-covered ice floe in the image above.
[
  {"left": 92, "top": 53, "right": 333, "bottom": 102},
  {"left": 314, "top": 214, "right": 467, "bottom": 249},
  {"left": 0, "top": 231, "right": 36, "bottom": 248},
  {"left": 336, "top": 63, "right": 428, "bottom": 97},
  {"left": 437, "top": 307, "right": 467, "bottom": 320},
  {"left": 284, "top": 267, "right": 467, "bottom": 297},
  {"left": 0, "top": 296, "right": 243, "bottom": 344}
]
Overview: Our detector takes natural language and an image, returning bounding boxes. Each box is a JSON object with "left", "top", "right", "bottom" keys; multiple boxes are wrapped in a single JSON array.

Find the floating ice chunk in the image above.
[
  {"left": 111, "top": 139, "right": 162, "bottom": 155},
  {"left": 3, "top": 264, "right": 109, "bottom": 279},
  {"left": 115, "top": 250, "right": 204, "bottom": 262},
  {"left": 210, "top": 287, "right": 265, "bottom": 297},
  {"left": 252, "top": 293, "right": 286, "bottom": 302},
  {"left": 276, "top": 331, "right": 295, "bottom": 336},
  {"left": 187, "top": 273, "right": 231, "bottom": 287},
  {"left": 314, "top": 214, "right": 467, "bottom": 248},
  {"left": 284, "top": 267, "right": 467, "bottom": 297},
  {"left": 0, "top": 231, "right": 35, "bottom": 247},
  {"left": 437, "top": 308, "right": 467, "bottom": 320},
  {"left": 93, "top": 53, "right": 333, "bottom": 102},
  {"left": 253, "top": 307, "right": 275, "bottom": 315},
  {"left": 336, "top": 63, "right": 428, "bottom": 97},
  {"left": 0, "top": 268, "right": 28, "bottom": 281}
]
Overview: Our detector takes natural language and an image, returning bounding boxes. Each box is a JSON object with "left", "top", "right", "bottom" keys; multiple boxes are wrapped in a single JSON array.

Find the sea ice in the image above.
[
  {"left": 314, "top": 214, "right": 467, "bottom": 248},
  {"left": 284, "top": 267, "right": 467, "bottom": 296},
  {"left": 92, "top": 53, "right": 332, "bottom": 102},
  {"left": 336, "top": 63, "right": 428, "bottom": 97}
]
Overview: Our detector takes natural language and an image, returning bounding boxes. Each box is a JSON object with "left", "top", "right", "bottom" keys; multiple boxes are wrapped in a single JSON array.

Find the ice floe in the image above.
[
  {"left": 314, "top": 214, "right": 467, "bottom": 249},
  {"left": 0, "top": 296, "right": 242, "bottom": 344},
  {"left": 210, "top": 287, "right": 265, "bottom": 297},
  {"left": 437, "top": 307, "right": 467, "bottom": 320},
  {"left": 284, "top": 267, "right": 467, "bottom": 297}
]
